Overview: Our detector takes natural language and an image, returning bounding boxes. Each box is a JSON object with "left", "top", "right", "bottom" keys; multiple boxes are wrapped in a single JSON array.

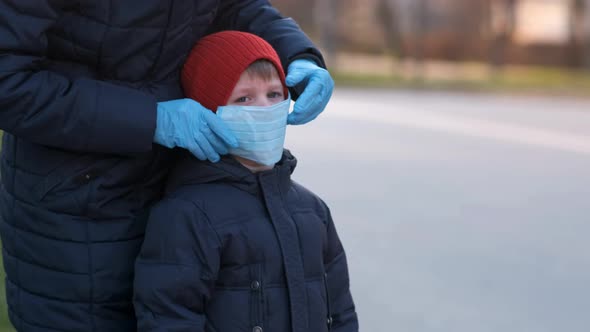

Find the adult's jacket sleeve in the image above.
[
  {"left": 0, "top": 1, "right": 156, "bottom": 154},
  {"left": 211, "top": 0, "right": 326, "bottom": 99},
  {"left": 134, "top": 198, "right": 221, "bottom": 332},
  {"left": 324, "top": 207, "right": 359, "bottom": 332}
]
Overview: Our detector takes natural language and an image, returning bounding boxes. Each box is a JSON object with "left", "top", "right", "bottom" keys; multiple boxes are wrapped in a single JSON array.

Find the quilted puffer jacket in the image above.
[
  {"left": 134, "top": 150, "right": 358, "bottom": 332},
  {"left": 0, "top": 1, "right": 324, "bottom": 331}
]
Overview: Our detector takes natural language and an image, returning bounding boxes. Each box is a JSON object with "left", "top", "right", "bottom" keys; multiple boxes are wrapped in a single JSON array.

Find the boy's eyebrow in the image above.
[
  {"left": 268, "top": 83, "right": 284, "bottom": 90},
  {"left": 232, "top": 86, "right": 254, "bottom": 93}
]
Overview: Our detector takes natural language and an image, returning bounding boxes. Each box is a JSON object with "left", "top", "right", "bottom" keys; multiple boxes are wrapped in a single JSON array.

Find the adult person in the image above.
[{"left": 0, "top": 1, "right": 334, "bottom": 331}]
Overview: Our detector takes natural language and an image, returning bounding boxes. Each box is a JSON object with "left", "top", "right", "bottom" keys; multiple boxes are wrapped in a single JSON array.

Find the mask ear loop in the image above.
[{"left": 285, "top": 93, "right": 293, "bottom": 123}]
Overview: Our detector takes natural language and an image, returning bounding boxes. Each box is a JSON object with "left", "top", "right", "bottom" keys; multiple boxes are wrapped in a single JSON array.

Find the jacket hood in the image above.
[{"left": 165, "top": 149, "right": 298, "bottom": 195}]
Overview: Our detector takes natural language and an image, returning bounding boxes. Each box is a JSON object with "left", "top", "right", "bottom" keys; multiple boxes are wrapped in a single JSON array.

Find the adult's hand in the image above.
[
  {"left": 154, "top": 98, "right": 238, "bottom": 162},
  {"left": 285, "top": 59, "right": 335, "bottom": 125}
]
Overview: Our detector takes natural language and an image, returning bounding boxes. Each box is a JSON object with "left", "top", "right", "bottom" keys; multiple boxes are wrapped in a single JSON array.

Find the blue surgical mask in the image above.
[{"left": 217, "top": 98, "right": 290, "bottom": 166}]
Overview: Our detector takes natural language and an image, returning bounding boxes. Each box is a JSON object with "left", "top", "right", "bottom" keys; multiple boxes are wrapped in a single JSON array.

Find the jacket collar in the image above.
[{"left": 165, "top": 149, "right": 298, "bottom": 196}]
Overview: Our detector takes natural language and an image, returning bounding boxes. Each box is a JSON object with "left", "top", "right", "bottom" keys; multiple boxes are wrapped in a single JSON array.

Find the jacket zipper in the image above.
[
  {"left": 251, "top": 264, "right": 264, "bottom": 329},
  {"left": 323, "top": 272, "right": 333, "bottom": 330}
]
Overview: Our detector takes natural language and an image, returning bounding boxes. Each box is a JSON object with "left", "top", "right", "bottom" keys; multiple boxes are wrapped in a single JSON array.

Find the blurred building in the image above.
[{"left": 512, "top": 0, "right": 570, "bottom": 44}]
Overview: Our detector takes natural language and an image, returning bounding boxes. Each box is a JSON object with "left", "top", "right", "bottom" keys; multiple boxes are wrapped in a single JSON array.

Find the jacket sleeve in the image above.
[
  {"left": 210, "top": 0, "right": 326, "bottom": 99},
  {"left": 134, "top": 197, "right": 221, "bottom": 332},
  {"left": 324, "top": 207, "right": 359, "bottom": 332},
  {"left": 0, "top": 1, "right": 156, "bottom": 154}
]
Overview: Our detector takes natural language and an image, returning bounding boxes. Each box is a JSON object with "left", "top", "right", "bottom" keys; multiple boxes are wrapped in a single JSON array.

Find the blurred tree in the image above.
[
  {"left": 450, "top": 0, "right": 490, "bottom": 61},
  {"left": 584, "top": 0, "right": 590, "bottom": 69},
  {"left": 568, "top": 0, "right": 590, "bottom": 68},
  {"left": 376, "top": 0, "right": 405, "bottom": 59},
  {"left": 271, "top": 0, "right": 316, "bottom": 33},
  {"left": 314, "top": 0, "right": 338, "bottom": 63},
  {"left": 413, "top": 0, "right": 429, "bottom": 80},
  {"left": 489, "top": 0, "right": 517, "bottom": 70}
]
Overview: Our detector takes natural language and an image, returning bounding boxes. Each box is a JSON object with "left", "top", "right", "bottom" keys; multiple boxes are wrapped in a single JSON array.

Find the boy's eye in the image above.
[
  {"left": 235, "top": 96, "right": 249, "bottom": 103},
  {"left": 268, "top": 91, "right": 283, "bottom": 99}
]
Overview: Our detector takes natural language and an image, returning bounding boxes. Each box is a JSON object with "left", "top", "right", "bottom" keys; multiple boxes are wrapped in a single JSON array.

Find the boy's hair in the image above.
[
  {"left": 244, "top": 59, "right": 279, "bottom": 82},
  {"left": 181, "top": 31, "right": 288, "bottom": 112}
]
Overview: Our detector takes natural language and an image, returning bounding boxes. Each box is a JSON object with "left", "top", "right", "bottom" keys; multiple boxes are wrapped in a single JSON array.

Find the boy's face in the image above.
[
  {"left": 227, "top": 68, "right": 285, "bottom": 107},
  {"left": 224, "top": 67, "right": 287, "bottom": 170}
]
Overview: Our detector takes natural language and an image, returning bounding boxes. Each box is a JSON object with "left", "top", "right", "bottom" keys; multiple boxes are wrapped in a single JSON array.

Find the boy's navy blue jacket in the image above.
[
  {"left": 134, "top": 150, "right": 358, "bottom": 332},
  {"left": 0, "top": 1, "right": 324, "bottom": 331}
]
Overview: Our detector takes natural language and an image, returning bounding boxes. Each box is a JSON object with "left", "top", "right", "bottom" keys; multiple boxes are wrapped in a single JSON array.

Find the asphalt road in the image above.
[{"left": 285, "top": 88, "right": 590, "bottom": 332}]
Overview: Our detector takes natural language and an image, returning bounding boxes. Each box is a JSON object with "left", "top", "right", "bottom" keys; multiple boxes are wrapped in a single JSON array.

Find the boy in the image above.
[{"left": 133, "top": 31, "right": 358, "bottom": 332}]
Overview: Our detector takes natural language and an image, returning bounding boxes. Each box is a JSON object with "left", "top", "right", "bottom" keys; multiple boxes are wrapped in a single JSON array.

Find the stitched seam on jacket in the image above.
[
  {"left": 289, "top": 209, "right": 326, "bottom": 217},
  {"left": 213, "top": 276, "right": 325, "bottom": 291},
  {"left": 0, "top": 215, "right": 144, "bottom": 244},
  {"left": 172, "top": 197, "right": 223, "bottom": 246},
  {"left": 8, "top": 308, "right": 75, "bottom": 332},
  {"left": 135, "top": 260, "right": 206, "bottom": 269},
  {"left": 6, "top": 283, "right": 131, "bottom": 305},
  {"left": 59, "top": 9, "right": 165, "bottom": 29},
  {"left": 5, "top": 5, "right": 53, "bottom": 21},
  {"left": 3, "top": 249, "right": 91, "bottom": 276},
  {"left": 49, "top": 31, "right": 98, "bottom": 55},
  {"left": 324, "top": 251, "right": 346, "bottom": 270},
  {"left": 330, "top": 307, "right": 357, "bottom": 329},
  {"left": 86, "top": 197, "right": 96, "bottom": 331},
  {"left": 7, "top": 193, "right": 146, "bottom": 222},
  {"left": 209, "top": 214, "right": 265, "bottom": 230},
  {"left": 144, "top": 0, "right": 175, "bottom": 81}
]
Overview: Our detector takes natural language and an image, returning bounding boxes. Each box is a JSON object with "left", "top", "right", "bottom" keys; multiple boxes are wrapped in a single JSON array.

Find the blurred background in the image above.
[
  {"left": 276, "top": 0, "right": 590, "bottom": 332},
  {"left": 276, "top": 0, "right": 590, "bottom": 93},
  {"left": 2, "top": 0, "right": 590, "bottom": 331}
]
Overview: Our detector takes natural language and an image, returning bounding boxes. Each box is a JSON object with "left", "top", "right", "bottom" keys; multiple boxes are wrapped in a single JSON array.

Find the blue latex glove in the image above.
[
  {"left": 285, "top": 59, "right": 335, "bottom": 125},
  {"left": 154, "top": 98, "right": 238, "bottom": 162}
]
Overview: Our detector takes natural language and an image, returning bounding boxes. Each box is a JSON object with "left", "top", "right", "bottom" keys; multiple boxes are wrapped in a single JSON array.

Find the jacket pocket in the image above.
[
  {"left": 30, "top": 153, "right": 121, "bottom": 216},
  {"left": 30, "top": 154, "right": 95, "bottom": 202}
]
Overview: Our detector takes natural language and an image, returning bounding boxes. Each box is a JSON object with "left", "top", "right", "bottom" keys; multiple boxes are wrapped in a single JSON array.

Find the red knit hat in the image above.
[{"left": 181, "top": 31, "right": 288, "bottom": 112}]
